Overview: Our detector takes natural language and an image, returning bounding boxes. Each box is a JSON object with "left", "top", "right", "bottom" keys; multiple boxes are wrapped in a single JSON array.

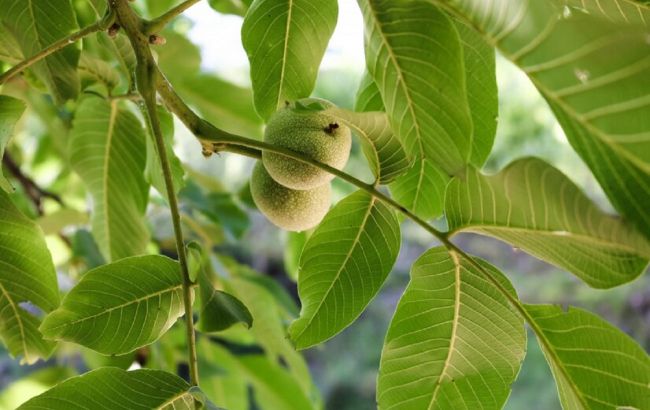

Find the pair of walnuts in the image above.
[{"left": 251, "top": 104, "right": 352, "bottom": 231}]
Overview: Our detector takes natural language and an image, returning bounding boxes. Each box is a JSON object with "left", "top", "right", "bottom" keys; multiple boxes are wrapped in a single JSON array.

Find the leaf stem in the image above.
[
  {"left": 0, "top": 14, "right": 115, "bottom": 85},
  {"left": 113, "top": 0, "right": 199, "bottom": 386},
  {"left": 154, "top": 72, "right": 449, "bottom": 243},
  {"left": 144, "top": 0, "right": 202, "bottom": 34}
]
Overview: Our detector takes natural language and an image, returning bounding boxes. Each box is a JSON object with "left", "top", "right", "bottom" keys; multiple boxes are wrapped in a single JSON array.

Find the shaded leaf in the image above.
[
  {"left": 37, "top": 209, "right": 88, "bottom": 236},
  {"left": 289, "top": 190, "right": 401, "bottom": 349},
  {"left": 453, "top": 18, "right": 497, "bottom": 167},
  {"left": 358, "top": 0, "right": 472, "bottom": 174},
  {"left": 18, "top": 368, "right": 198, "bottom": 409},
  {"left": 354, "top": 72, "right": 384, "bottom": 112},
  {"left": 40, "top": 255, "right": 187, "bottom": 355},
  {"left": 198, "top": 340, "right": 250, "bottom": 410},
  {"left": 325, "top": 106, "right": 411, "bottom": 184},
  {"left": 0, "top": 191, "right": 59, "bottom": 364},
  {"left": 0, "top": 0, "right": 80, "bottom": 102},
  {"left": 390, "top": 157, "right": 449, "bottom": 220},
  {"left": 526, "top": 304, "right": 650, "bottom": 410},
  {"left": 78, "top": 52, "right": 120, "bottom": 91},
  {"left": 242, "top": 0, "right": 338, "bottom": 120},
  {"left": 69, "top": 97, "right": 150, "bottom": 262},
  {"left": 378, "top": 247, "right": 525, "bottom": 410},
  {"left": 208, "top": 0, "right": 252, "bottom": 16},
  {"left": 440, "top": 0, "right": 650, "bottom": 238},
  {"left": 446, "top": 158, "right": 650, "bottom": 288},
  {"left": 284, "top": 231, "right": 308, "bottom": 281},
  {"left": 0, "top": 95, "right": 26, "bottom": 192},
  {"left": 197, "top": 258, "right": 253, "bottom": 333}
]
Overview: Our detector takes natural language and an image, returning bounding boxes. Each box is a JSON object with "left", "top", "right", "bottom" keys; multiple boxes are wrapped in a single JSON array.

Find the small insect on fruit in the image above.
[
  {"left": 262, "top": 104, "right": 352, "bottom": 190},
  {"left": 250, "top": 163, "right": 331, "bottom": 232}
]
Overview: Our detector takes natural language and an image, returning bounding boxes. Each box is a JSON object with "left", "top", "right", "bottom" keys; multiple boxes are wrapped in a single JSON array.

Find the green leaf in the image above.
[
  {"left": 378, "top": 247, "right": 525, "bottom": 410},
  {"left": 144, "top": 105, "right": 186, "bottom": 197},
  {"left": 453, "top": 18, "right": 497, "bottom": 167},
  {"left": 69, "top": 97, "right": 150, "bottom": 262},
  {"left": 0, "top": 0, "right": 80, "bottom": 103},
  {"left": 187, "top": 241, "right": 204, "bottom": 283},
  {"left": 358, "top": 0, "right": 472, "bottom": 174},
  {"left": 525, "top": 304, "right": 650, "bottom": 410},
  {"left": 241, "top": 0, "right": 338, "bottom": 120},
  {"left": 78, "top": 52, "right": 120, "bottom": 91},
  {"left": 389, "top": 157, "right": 450, "bottom": 220},
  {"left": 440, "top": 0, "right": 650, "bottom": 238},
  {"left": 0, "top": 95, "right": 26, "bottom": 192},
  {"left": 284, "top": 231, "right": 308, "bottom": 281},
  {"left": 181, "top": 181, "right": 250, "bottom": 239},
  {"left": 208, "top": 0, "right": 252, "bottom": 16},
  {"left": 200, "top": 340, "right": 314, "bottom": 410},
  {"left": 17, "top": 368, "right": 198, "bottom": 409},
  {"left": 0, "top": 24, "right": 22, "bottom": 64},
  {"left": 40, "top": 255, "right": 187, "bottom": 355},
  {"left": 355, "top": 72, "right": 385, "bottom": 112},
  {"left": 289, "top": 190, "right": 401, "bottom": 349},
  {"left": 446, "top": 158, "right": 650, "bottom": 288},
  {"left": 0, "top": 191, "right": 59, "bottom": 364},
  {"left": 37, "top": 209, "right": 88, "bottom": 235},
  {"left": 0, "top": 367, "right": 75, "bottom": 409},
  {"left": 197, "top": 261, "right": 253, "bottom": 333},
  {"left": 324, "top": 106, "right": 412, "bottom": 184},
  {"left": 221, "top": 267, "right": 315, "bottom": 397}
]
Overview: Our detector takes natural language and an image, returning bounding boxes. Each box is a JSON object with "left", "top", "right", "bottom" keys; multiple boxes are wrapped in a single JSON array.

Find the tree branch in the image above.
[
  {"left": 144, "top": 0, "right": 202, "bottom": 34},
  {"left": 0, "top": 14, "right": 115, "bottom": 85},
  {"left": 113, "top": 0, "right": 199, "bottom": 386},
  {"left": 2, "top": 154, "right": 63, "bottom": 215}
]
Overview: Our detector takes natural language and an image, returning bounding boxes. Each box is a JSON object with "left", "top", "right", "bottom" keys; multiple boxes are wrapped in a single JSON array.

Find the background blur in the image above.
[{"left": 1, "top": 1, "right": 648, "bottom": 409}]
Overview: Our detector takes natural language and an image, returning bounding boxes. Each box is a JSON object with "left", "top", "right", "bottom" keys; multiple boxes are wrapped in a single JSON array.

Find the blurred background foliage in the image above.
[{"left": 0, "top": 1, "right": 648, "bottom": 409}]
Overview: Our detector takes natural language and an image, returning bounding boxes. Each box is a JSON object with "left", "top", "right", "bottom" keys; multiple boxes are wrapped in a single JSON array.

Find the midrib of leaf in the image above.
[
  {"left": 155, "top": 391, "right": 193, "bottom": 409},
  {"left": 103, "top": 101, "right": 118, "bottom": 260},
  {"left": 25, "top": 0, "right": 57, "bottom": 95},
  {"left": 293, "top": 197, "right": 376, "bottom": 340},
  {"left": 365, "top": 1, "right": 424, "bottom": 158},
  {"left": 0, "top": 282, "right": 27, "bottom": 358},
  {"left": 276, "top": 0, "right": 294, "bottom": 111},
  {"left": 427, "top": 250, "right": 462, "bottom": 408},
  {"left": 44, "top": 283, "right": 185, "bottom": 331}
]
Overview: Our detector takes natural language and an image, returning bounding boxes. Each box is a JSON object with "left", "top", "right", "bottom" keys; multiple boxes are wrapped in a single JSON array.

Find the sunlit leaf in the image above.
[
  {"left": 289, "top": 190, "right": 401, "bottom": 349},
  {"left": 355, "top": 72, "right": 384, "bottom": 112},
  {"left": 0, "top": 95, "right": 26, "bottom": 192},
  {"left": 17, "top": 368, "right": 198, "bottom": 409},
  {"left": 40, "top": 255, "right": 187, "bottom": 355},
  {"left": 242, "top": 0, "right": 338, "bottom": 120},
  {"left": 284, "top": 231, "right": 308, "bottom": 281},
  {"left": 378, "top": 247, "right": 525, "bottom": 409},
  {"left": 439, "top": 0, "right": 650, "bottom": 238},
  {"left": 358, "top": 0, "right": 472, "bottom": 174},
  {"left": 208, "top": 0, "right": 253, "bottom": 16},
  {"left": 69, "top": 97, "right": 150, "bottom": 262},
  {"left": 0, "top": 191, "right": 59, "bottom": 364},
  {"left": 0, "top": 0, "right": 80, "bottom": 102},
  {"left": 446, "top": 158, "right": 650, "bottom": 288},
  {"left": 526, "top": 304, "right": 650, "bottom": 410}
]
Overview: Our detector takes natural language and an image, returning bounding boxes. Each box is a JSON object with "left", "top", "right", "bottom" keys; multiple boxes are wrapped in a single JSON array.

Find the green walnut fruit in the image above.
[
  {"left": 250, "top": 162, "right": 330, "bottom": 231},
  {"left": 262, "top": 106, "right": 352, "bottom": 190}
]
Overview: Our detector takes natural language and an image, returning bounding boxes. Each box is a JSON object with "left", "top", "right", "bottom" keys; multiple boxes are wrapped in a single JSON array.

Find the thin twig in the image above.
[
  {"left": 2, "top": 154, "right": 63, "bottom": 215},
  {"left": 113, "top": 0, "right": 199, "bottom": 386},
  {"left": 144, "top": 0, "right": 202, "bottom": 34},
  {"left": 0, "top": 14, "right": 115, "bottom": 85}
]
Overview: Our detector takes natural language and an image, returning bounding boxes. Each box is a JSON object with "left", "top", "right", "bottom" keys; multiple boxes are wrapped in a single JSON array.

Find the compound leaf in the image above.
[
  {"left": 378, "top": 247, "right": 525, "bottom": 409},
  {"left": 0, "top": 191, "right": 59, "bottom": 364},
  {"left": 242, "top": 0, "right": 338, "bottom": 120},
  {"left": 446, "top": 158, "right": 650, "bottom": 288},
  {"left": 69, "top": 97, "right": 149, "bottom": 262},
  {"left": 40, "top": 255, "right": 187, "bottom": 355},
  {"left": 289, "top": 190, "right": 400, "bottom": 349},
  {"left": 526, "top": 304, "right": 650, "bottom": 410},
  {"left": 18, "top": 368, "right": 198, "bottom": 409}
]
